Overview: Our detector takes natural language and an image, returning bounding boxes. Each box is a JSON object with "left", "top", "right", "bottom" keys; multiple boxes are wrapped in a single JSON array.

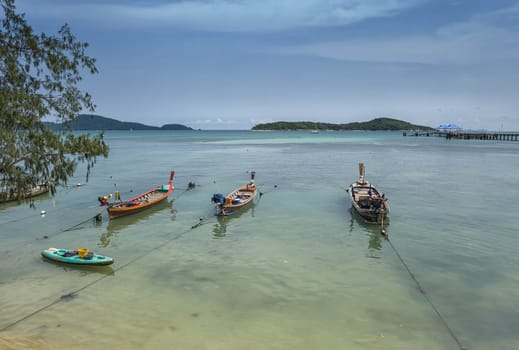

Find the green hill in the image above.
[
  {"left": 161, "top": 123, "right": 193, "bottom": 130},
  {"left": 251, "top": 118, "right": 434, "bottom": 131},
  {"left": 44, "top": 114, "right": 193, "bottom": 130}
]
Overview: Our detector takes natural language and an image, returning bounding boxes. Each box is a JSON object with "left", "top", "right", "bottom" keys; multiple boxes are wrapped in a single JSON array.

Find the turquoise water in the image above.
[{"left": 1, "top": 130, "right": 518, "bottom": 350}]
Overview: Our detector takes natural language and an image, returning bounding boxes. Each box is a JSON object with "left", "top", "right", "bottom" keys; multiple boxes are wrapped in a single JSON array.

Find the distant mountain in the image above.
[
  {"left": 161, "top": 123, "right": 193, "bottom": 130},
  {"left": 251, "top": 118, "right": 435, "bottom": 131},
  {"left": 44, "top": 114, "right": 193, "bottom": 131}
]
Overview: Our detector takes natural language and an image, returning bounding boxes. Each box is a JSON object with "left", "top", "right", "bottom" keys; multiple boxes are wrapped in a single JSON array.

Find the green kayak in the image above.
[{"left": 41, "top": 247, "right": 114, "bottom": 266}]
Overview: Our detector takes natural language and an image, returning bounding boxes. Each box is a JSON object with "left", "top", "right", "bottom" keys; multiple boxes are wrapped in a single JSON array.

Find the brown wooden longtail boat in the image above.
[
  {"left": 347, "top": 163, "right": 389, "bottom": 224},
  {"left": 0, "top": 183, "right": 50, "bottom": 203},
  {"left": 106, "top": 171, "right": 175, "bottom": 219},
  {"left": 211, "top": 171, "right": 258, "bottom": 216}
]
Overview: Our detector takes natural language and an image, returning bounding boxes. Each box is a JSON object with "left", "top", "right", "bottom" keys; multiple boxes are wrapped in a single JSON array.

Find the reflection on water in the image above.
[
  {"left": 41, "top": 257, "right": 115, "bottom": 276},
  {"left": 212, "top": 202, "right": 256, "bottom": 239},
  {"left": 0, "top": 190, "right": 51, "bottom": 207},
  {"left": 0, "top": 192, "right": 50, "bottom": 214},
  {"left": 348, "top": 207, "right": 388, "bottom": 256},
  {"left": 100, "top": 200, "right": 175, "bottom": 247}
]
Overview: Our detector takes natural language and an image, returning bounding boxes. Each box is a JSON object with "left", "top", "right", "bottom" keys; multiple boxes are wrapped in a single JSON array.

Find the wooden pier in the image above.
[{"left": 403, "top": 131, "right": 519, "bottom": 141}]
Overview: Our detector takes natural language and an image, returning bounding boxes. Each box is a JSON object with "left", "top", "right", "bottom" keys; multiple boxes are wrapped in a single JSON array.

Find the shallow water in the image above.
[{"left": 1, "top": 130, "right": 518, "bottom": 349}]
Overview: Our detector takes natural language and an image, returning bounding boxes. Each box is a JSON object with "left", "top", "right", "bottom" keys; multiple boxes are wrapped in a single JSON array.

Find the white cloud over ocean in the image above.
[
  {"left": 265, "top": 3, "right": 519, "bottom": 65},
  {"left": 19, "top": 0, "right": 423, "bottom": 31},
  {"left": 13, "top": 0, "right": 519, "bottom": 130}
]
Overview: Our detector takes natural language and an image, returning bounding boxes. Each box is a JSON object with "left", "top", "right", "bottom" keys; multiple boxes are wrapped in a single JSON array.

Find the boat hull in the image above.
[
  {"left": 42, "top": 248, "right": 114, "bottom": 266},
  {"left": 348, "top": 182, "right": 389, "bottom": 224},
  {"left": 107, "top": 171, "right": 174, "bottom": 219},
  {"left": 213, "top": 183, "right": 258, "bottom": 216},
  {"left": 0, "top": 184, "right": 49, "bottom": 203},
  {"left": 107, "top": 192, "right": 171, "bottom": 219}
]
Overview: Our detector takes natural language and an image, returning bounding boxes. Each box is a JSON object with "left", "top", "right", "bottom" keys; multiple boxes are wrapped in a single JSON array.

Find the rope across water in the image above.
[
  {"left": 0, "top": 213, "right": 215, "bottom": 332},
  {"left": 383, "top": 232, "right": 467, "bottom": 350},
  {"left": 1, "top": 181, "right": 277, "bottom": 332}
]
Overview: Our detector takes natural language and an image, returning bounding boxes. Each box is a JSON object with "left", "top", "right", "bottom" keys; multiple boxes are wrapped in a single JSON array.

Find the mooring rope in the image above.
[
  {"left": 258, "top": 184, "right": 277, "bottom": 197},
  {"left": 0, "top": 292, "right": 74, "bottom": 332},
  {"left": 0, "top": 182, "right": 197, "bottom": 249},
  {"left": 0, "top": 214, "right": 216, "bottom": 332},
  {"left": 61, "top": 213, "right": 102, "bottom": 232},
  {"left": 170, "top": 183, "right": 196, "bottom": 201},
  {"left": 1, "top": 181, "right": 271, "bottom": 332},
  {"left": 383, "top": 234, "right": 466, "bottom": 350}
]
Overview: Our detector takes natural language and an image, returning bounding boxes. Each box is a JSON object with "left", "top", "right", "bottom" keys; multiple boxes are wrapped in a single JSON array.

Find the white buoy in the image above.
[{"left": 41, "top": 210, "right": 46, "bottom": 216}]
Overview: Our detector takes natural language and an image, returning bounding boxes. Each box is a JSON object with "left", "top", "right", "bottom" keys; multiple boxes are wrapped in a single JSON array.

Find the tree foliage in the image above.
[
  {"left": 251, "top": 118, "right": 435, "bottom": 131},
  {"left": 0, "top": 0, "right": 109, "bottom": 203}
]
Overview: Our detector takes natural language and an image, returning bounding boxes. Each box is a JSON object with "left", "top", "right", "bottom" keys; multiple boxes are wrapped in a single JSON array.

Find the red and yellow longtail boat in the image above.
[{"left": 107, "top": 170, "right": 175, "bottom": 219}]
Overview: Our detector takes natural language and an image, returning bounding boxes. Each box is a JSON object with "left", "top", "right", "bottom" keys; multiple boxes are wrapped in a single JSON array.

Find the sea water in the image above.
[{"left": 1, "top": 130, "right": 519, "bottom": 350}]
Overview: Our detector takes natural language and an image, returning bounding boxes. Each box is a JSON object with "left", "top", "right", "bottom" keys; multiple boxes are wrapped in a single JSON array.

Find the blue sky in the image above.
[{"left": 16, "top": 0, "right": 519, "bottom": 130}]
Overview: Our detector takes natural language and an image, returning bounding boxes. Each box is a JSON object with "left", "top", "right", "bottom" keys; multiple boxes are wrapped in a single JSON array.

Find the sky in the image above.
[{"left": 14, "top": 0, "right": 519, "bottom": 130}]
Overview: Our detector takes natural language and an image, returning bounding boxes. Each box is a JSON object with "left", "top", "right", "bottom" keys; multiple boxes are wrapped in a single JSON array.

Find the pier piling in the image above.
[{"left": 403, "top": 131, "right": 519, "bottom": 141}]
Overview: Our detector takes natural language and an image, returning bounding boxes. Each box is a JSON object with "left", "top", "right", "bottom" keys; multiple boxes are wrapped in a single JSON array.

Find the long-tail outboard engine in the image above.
[{"left": 211, "top": 193, "right": 226, "bottom": 205}]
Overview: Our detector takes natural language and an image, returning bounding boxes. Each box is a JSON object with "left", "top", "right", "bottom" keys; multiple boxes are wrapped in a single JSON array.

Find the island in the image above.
[
  {"left": 251, "top": 118, "right": 435, "bottom": 131},
  {"left": 44, "top": 114, "right": 193, "bottom": 131}
]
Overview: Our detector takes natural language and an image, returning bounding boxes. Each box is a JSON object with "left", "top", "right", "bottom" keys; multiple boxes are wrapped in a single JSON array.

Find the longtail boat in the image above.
[
  {"left": 41, "top": 247, "right": 114, "bottom": 266},
  {"left": 211, "top": 171, "right": 258, "bottom": 216},
  {"left": 0, "top": 183, "right": 49, "bottom": 203},
  {"left": 106, "top": 170, "right": 175, "bottom": 219},
  {"left": 347, "top": 163, "right": 389, "bottom": 224}
]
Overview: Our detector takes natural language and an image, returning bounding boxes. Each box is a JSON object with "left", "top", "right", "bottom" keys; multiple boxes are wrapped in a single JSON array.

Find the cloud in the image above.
[
  {"left": 193, "top": 118, "right": 236, "bottom": 125},
  {"left": 266, "top": 3, "right": 519, "bottom": 65},
  {"left": 18, "top": 0, "right": 422, "bottom": 32}
]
